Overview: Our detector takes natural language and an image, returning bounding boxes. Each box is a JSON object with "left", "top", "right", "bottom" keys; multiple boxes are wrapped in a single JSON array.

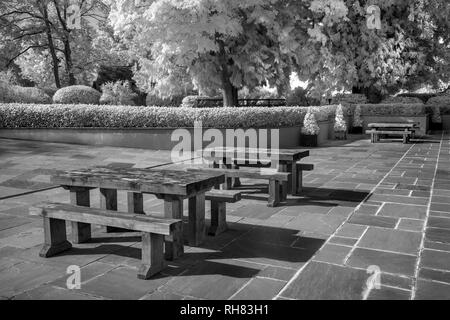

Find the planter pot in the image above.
[
  {"left": 334, "top": 131, "right": 347, "bottom": 140},
  {"left": 300, "top": 134, "right": 318, "bottom": 147},
  {"left": 350, "top": 126, "right": 363, "bottom": 134}
]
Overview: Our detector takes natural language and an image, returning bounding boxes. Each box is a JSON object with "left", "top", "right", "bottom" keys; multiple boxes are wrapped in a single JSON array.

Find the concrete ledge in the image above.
[{"left": 0, "top": 126, "right": 305, "bottom": 150}]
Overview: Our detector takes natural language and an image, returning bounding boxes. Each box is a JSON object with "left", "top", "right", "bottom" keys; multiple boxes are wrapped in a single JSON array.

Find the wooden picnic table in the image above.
[
  {"left": 51, "top": 167, "right": 225, "bottom": 260},
  {"left": 203, "top": 147, "right": 310, "bottom": 195}
]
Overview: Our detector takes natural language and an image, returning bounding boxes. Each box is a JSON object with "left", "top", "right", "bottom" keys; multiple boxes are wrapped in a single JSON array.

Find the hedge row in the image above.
[
  {"left": 359, "top": 103, "right": 426, "bottom": 116},
  {"left": 0, "top": 103, "right": 341, "bottom": 129}
]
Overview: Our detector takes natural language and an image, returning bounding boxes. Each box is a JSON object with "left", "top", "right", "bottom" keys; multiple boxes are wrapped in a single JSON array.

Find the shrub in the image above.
[
  {"left": 301, "top": 109, "right": 320, "bottom": 135},
  {"left": 53, "top": 85, "right": 101, "bottom": 105},
  {"left": 286, "top": 87, "right": 320, "bottom": 106},
  {"left": 333, "top": 93, "right": 367, "bottom": 105},
  {"left": 427, "top": 95, "right": 450, "bottom": 116},
  {"left": 382, "top": 96, "right": 424, "bottom": 104},
  {"left": 397, "top": 93, "right": 436, "bottom": 103},
  {"left": 181, "top": 96, "right": 223, "bottom": 108},
  {"left": 100, "top": 81, "right": 137, "bottom": 106},
  {"left": 353, "top": 105, "right": 363, "bottom": 127},
  {"left": 0, "top": 81, "right": 51, "bottom": 104},
  {"left": 146, "top": 94, "right": 184, "bottom": 107},
  {"left": 334, "top": 104, "right": 347, "bottom": 132},
  {"left": 360, "top": 103, "right": 426, "bottom": 116}
]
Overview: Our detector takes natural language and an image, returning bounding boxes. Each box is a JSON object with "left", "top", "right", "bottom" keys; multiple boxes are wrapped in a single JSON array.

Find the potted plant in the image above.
[
  {"left": 334, "top": 104, "right": 347, "bottom": 140},
  {"left": 300, "top": 109, "right": 320, "bottom": 147},
  {"left": 351, "top": 104, "right": 363, "bottom": 134}
]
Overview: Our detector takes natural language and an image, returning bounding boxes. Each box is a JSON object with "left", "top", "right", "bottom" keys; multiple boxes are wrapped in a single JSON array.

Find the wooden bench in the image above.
[
  {"left": 366, "top": 129, "right": 413, "bottom": 144},
  {"left": 205, "top": 190, "right": 241, "bottom": 236},
  {"left": 188, "top": 167, "right": 290, "bottom": 207},
  {"left": 30, "top": 202, "right": 182, "bottom": 280},
  {"left": 232, "top": 159, "right": 314, "bottom": 195}
]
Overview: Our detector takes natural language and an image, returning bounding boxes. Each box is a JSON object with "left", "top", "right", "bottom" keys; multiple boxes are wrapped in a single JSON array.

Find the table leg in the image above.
[
  {"left": 128, "top": 192, "right": 144, "bottom": 214},
  {"left": 291, "top": 161, "right": 301, "bottom": 195},
  {"left": 188, "top": 192, "right": 206, "bottom": 246},
  {"left": 69, "top": 188, "right": 91, "bottom": 244},
  {"left": 163, "top": 196, "right": 184, "bottom": 260},
  {"left": 221, "top": 163, "right": 233, "bottom": 190},
  {"left": 231, "top": 163, "right": 241, "bottom": 187},
  {"left": 99, "top": 188, "right": 120, "bottom": 233}
]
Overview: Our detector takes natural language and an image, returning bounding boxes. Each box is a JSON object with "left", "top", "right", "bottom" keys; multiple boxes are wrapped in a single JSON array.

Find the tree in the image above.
[
  {"left": 109, "top": 0, "right": 344, "bottom": 106},
  {"left": 297, "top": 0, "right": 450, "bottom": 101},
  {"left": 0, "top": 0, "right": 125, "bottom": 88}
]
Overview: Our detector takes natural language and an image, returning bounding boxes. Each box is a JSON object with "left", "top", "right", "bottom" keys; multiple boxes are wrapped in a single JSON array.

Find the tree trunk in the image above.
[
  {"left": 217, "top": 40, "right": 238, "bottom": 107},
  {"left": 63, "top": 39, "right": 76, "bottom": 85},
  {"left": 41, "top": 4, "right": 61, "bottom": 88}
]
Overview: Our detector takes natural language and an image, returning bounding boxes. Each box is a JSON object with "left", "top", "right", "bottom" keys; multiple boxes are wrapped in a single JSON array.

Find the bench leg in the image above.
[
  {"left": 69, "top": 188, "right": 91, "bottom": 244},
  {"left": 163, "top": 196, "right": 184, "bottom": 260},
  {"left": 268, "top": 180, "right": 280, "bottom": 207},
  {"left": 232, "top": 164, "right": 241, "bottom": 187},
  {"left": 138, "top": 232, "right": 165, "bottom": 279},
  {"left": 208, "top": 200, "right": 227, "bottom": 236},
  {"left": 40, "top": 217, "right": 72, "bottom": 258},
  {"left": 295, "top": 169, "right": 304, "bottom": 195},
  {"left": 188, "top": 193, "right": 206, "bottom": 246}
]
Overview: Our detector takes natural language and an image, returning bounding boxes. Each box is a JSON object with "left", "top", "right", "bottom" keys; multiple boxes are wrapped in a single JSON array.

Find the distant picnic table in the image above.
[{"left": 201, "top": 147, "right": 311, "bottom": 202}]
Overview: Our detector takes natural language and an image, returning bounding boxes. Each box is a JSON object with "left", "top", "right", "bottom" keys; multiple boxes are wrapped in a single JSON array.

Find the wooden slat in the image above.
[
  {"left": 205, "top": 190, "right": 242, "bottom": 203},
  {"left": 203, "top": 147, "right": 310, "bottom": 162},
  {"left": 296, "top": 163, "right": 314, "bottom": 171},
  {"left": 366, "top": 130, "right": 412, "bottom": 135},
  {"left": 30, "top": 203, "right": 180, "bottom": 236},
  {"left": 187, "top": 167, "right": 290, "bottom": 181},
  {"left": 368, "top": 123, "right": 417, "bottom": 128}
]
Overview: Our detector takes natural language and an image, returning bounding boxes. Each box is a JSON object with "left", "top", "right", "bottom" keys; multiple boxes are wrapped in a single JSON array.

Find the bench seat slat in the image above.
[
  {"left": 366, "top": 130, "right": 412, "bottom": 135},
  {"left": 205, "top": 190, "right": 241, "bottom": 203},
  {"left": 187, "top": 168, "right": 290, "bottom": 181},
  {"left": 30, "top": 203, "right": 179, "bottom": 236}
]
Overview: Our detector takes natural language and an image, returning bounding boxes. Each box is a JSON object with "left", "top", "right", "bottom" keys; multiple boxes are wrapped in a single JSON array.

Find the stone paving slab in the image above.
[{"left": 0, "top": 133, "right": 449, "bottom": 300}]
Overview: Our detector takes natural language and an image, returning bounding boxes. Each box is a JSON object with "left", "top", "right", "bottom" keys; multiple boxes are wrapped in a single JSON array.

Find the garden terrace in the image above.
[{"left": 0, "top": 132, "right": 449, "bottom": 300}]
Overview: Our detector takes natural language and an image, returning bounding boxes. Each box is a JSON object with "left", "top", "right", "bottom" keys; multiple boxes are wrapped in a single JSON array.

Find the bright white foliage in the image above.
[
  {"left": 334, "top": 103, "right": 347, "bottom": 132},
  {"left": 301, "top": 109, "right": 320, "bottom": 135},
  {"left": 109, "top": 0, "right": 348, "bottom": 97}
]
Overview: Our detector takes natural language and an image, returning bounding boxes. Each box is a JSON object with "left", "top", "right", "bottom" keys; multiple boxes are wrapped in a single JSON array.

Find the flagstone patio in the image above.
[{"left": 0, "top": 133, "right": 449, "bottom": 300}]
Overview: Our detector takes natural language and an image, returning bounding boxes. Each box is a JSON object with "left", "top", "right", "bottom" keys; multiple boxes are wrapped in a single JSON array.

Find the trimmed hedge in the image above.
[
  {"left": 382, "top": 96, "right": 424, "bottom": 104},
  {"left": 0, "top": 103, "right": 339, "bottom": 129},
  {"left": 360, "top": 103, "right": 426, "bottom": 116},
  {"left": 53, "top": 86, "right": 101, "bottom": 105},
  {"left": 0, "top": 81, "right": 51, "bottom": 104},
  {"left": 426, "top": 95, "right": 450, "bottom": 115}
]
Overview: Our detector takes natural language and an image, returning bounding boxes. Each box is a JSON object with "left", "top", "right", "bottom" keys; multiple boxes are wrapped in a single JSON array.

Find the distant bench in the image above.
[
  {"left": 231, "top": 158, "right": 314, "bottom": 194},
  {"left": 30, "top": 202, "right": 181, "bottom": 280},
  {"left": 367, "top": 122, "right": 418, "bottom": 144}
]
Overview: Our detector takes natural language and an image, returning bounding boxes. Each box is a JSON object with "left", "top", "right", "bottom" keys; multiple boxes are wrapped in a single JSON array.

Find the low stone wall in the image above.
[{"left": 0, "top": 126, "right": 304, "bottom": 150}]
